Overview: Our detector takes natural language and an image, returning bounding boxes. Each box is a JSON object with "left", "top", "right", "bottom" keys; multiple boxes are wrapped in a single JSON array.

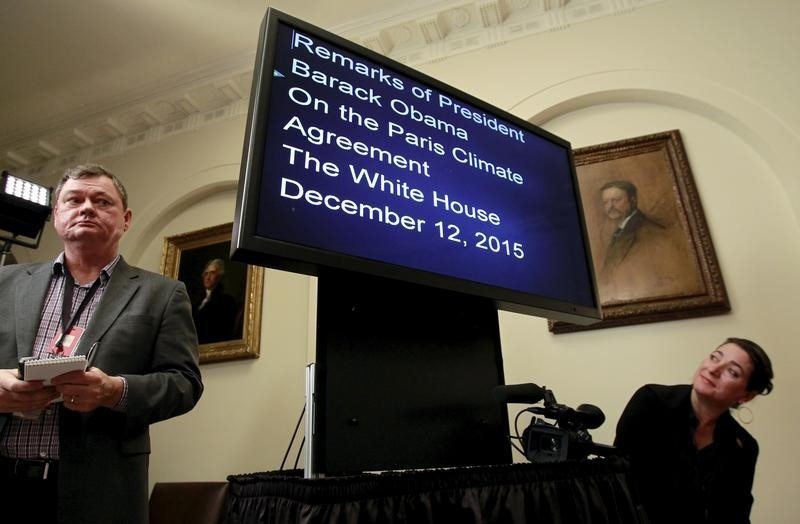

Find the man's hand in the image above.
[
  {"left": 0, "top": 368, "right": 59, "bottom": 413},
  {"left": 52, "top": 367, "right": 124, "bottom": 412}
]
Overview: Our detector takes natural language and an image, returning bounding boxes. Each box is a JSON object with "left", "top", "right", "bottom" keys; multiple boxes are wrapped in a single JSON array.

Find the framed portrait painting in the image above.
[
  {"left": 161, "top": 223, "right": 264, "bottom": 362},
  {"left": 549, "top": 130, "right": 730, "bottom": 333}
]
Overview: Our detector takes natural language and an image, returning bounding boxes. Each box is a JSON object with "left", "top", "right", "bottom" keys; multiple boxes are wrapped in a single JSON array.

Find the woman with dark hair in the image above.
[{"left": 615, "top": 338, "right": 774, "bottom": 523}]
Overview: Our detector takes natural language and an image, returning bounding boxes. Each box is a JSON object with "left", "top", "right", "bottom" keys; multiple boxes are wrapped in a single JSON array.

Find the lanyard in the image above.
[{"left": 55, "top": 270, "right": 101, "bottom": 350}]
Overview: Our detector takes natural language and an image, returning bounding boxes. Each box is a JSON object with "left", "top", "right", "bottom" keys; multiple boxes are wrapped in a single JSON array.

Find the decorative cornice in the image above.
[{"left": 3, "top": 0, "right": 666, "bottom": 181}]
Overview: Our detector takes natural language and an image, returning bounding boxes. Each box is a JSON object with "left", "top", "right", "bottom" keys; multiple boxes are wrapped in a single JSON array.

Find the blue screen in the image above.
[{"left": 242, "top": 14, "right": 598, "bottom": 315}]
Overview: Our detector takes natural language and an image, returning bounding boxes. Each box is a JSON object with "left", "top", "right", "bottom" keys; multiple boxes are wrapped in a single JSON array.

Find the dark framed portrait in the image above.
[
  {"left": 549, "top": 130, "right": 730, "bottom": 333},
  {"left": 160, "top": 223, "right": 264, "bottom": 362}
]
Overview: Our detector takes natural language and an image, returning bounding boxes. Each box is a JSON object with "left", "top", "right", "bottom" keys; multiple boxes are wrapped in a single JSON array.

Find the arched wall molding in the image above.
[
  {"left": 511, "top": 69, "right": 800, "bottom": 229},
  {"left": 120, "top": 69, "right": 800, "bottom": 268},
  {"left": 121, "top": 163, "right": 240, "bottom": 266}
]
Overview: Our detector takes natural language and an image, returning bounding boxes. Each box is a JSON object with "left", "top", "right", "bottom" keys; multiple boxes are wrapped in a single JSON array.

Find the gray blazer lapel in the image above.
[
  {"left": 79, "top": 258, "right": 140, "bottom": 355},
  {"left": 15, "top": 263, "right": 53, "bottom": 359}
]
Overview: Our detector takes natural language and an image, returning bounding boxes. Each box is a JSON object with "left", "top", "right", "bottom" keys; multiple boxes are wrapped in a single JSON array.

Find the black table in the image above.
[{"left": 224, "top": 457, "right": 644, "bottom": 523}]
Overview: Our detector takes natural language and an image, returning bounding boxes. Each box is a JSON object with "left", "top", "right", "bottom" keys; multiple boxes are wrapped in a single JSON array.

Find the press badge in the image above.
[{"left": 47, "top": 326, "right": 85, "bottom": 356}]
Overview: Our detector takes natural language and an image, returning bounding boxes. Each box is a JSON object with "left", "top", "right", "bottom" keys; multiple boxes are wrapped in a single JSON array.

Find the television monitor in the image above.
[{"left": 232, "top": 8, "right": 601, "bottom": 325}]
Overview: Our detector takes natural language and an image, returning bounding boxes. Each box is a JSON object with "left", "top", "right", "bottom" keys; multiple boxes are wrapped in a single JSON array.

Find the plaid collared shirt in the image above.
[{"left": 0, "top": 254, "right": 120, "bottom": 460}]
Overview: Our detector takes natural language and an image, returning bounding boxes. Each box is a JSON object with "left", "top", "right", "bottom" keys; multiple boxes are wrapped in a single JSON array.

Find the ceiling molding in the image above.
[{"left": 3, "top": 0, "right": 666, "bottom": 181}]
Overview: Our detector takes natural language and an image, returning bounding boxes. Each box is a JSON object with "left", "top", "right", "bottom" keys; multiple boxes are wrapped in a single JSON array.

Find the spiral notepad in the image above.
[{"left": 18, "top": 355, "right": 87, "bottom": 385}]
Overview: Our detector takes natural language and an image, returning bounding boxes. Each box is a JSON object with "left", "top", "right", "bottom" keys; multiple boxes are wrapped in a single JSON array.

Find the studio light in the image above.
[{"left": 0, "top": 170, "right": 53, "bottom": 265}]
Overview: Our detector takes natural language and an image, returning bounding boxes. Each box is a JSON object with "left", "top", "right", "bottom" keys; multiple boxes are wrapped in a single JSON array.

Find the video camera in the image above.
[{"left": 494, "top": 383, "right": 617, "bottom": 463}]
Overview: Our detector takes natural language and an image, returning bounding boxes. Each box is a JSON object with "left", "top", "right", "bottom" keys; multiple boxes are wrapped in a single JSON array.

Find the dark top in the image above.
[
  {"left": 614, "top": 384, "right": 758, "bottom": 524},
  {"left": 603, "top": 210, "right": 665, "bottom": 269},
  {"left": 193, "top": 285, "right": 239, "bottom": 344}
]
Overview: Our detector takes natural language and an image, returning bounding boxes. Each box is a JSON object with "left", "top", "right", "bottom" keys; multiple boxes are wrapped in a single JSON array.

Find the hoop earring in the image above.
[{"left": 734, "top": 405, "right": 754, "bottom": 425}]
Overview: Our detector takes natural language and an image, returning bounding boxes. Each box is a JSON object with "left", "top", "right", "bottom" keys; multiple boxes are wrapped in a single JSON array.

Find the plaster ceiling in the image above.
[{"left": 0, "top": 0, "right": 665, "bottom": 179}]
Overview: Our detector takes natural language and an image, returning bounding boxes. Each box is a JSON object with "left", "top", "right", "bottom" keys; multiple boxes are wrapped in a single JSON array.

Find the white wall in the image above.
[{"left": 20, "top": 0, "right": 800, "bottom": 521}]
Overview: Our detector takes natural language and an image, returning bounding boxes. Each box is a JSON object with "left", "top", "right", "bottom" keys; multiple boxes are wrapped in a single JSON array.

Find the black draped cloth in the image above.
[{"left": 224, "top": 458, "right": 643, "bottom": 523}]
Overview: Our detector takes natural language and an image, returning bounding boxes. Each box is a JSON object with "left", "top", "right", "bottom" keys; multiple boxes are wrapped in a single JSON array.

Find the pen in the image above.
[{"left": 85, "top": 342, "right": 100, "bottom": 369}]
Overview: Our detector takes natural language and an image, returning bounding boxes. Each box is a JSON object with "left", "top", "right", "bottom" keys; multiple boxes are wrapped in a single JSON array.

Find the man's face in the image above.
[
  {"left": 601, "top": 187, "right": 635, "bottom": 222},
  {"left": 53, "top": 176, "right": 131, "bottom": 248},
  {"left": 202, "top": 266, "right": 223, "bottom": 290}
]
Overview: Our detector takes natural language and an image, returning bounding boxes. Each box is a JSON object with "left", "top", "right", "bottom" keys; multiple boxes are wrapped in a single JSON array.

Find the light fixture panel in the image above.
[
  {"left": 0, "top": 170, "right": 53, "bottom": 244},
  {"left": 2, "top": 172, "right": 50, "bottom": 207}
]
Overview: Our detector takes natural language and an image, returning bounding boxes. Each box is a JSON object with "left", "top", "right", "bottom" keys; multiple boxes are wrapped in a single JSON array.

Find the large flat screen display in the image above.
[{"left": 232, "top": 8, "right": 601, "bottom": 324}]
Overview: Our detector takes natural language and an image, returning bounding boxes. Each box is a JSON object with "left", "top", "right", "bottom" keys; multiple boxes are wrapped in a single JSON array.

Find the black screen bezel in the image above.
[{"left": 232, "top": 8, "right": 601, "bottom": 325}]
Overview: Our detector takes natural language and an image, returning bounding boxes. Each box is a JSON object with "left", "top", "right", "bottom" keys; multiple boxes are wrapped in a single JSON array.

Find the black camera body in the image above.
[{"left": 518, "top": 388, "right": 615, "bottom": 463}]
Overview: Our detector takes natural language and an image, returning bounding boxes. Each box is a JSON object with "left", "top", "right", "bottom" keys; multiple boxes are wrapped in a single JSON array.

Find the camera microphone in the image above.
[
  {"left": 493, "top": 383, "right": 546, "bottom": 404},
  {"left": 525, "top": 402, "right": 606, "bottom": 430}
]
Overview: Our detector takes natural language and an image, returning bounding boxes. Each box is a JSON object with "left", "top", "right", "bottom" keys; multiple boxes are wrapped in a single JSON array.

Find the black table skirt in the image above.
[{"left": 224, "top": 457, "right": 644, "bottom": 523}]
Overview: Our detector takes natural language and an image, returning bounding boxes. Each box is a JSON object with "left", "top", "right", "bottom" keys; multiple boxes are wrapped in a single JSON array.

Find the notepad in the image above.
[{"left": 18, "top": 355, "right": 88, "bottom": 385}]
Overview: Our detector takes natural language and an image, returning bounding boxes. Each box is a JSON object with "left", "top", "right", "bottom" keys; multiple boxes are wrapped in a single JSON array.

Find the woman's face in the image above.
[{"left": 692, "top": 342, "right": 756, "bottom": 408}]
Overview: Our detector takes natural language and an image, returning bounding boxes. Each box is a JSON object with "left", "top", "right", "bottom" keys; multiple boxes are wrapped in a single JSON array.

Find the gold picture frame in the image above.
[
  {"left": 549, "top": 130, "right": 730, "bottom": 333},
  {"left": 160, "top": 223, "right": 264, "bottom": 362}
]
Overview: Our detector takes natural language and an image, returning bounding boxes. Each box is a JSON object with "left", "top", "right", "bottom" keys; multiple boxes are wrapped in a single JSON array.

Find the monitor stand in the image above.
[{"left": 306, "top": 268, "right": 511, "bottom": 477}]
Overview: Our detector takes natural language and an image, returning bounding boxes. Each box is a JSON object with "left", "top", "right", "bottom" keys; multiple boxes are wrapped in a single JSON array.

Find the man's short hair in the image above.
[
  {"left": 204, "top": 258, "right": 226, "bottom": 276},
  {"left": 600, "top": 180, "right": 638, "bottom": 200},
  {"left": 54, "top": 164, "right": 129, "bottom": 209}
]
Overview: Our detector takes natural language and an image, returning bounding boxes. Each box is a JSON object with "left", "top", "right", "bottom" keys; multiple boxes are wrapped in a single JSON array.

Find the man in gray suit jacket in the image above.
[{"left": 0, "top": 164, "right": 203, "bottom": 523}]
